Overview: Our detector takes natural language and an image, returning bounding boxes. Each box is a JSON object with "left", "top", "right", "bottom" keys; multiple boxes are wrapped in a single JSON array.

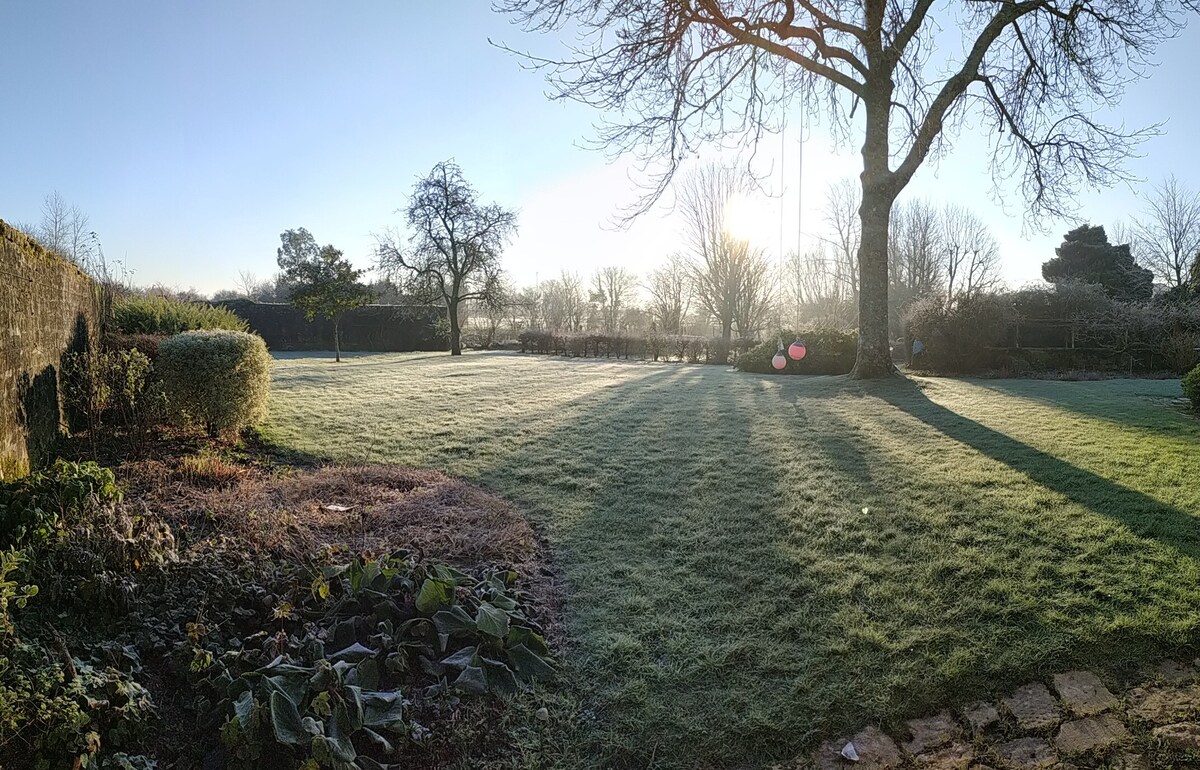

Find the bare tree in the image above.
[
  {"left": 891, "top": 198, "right": 942, "bottom": 299},
  {"left": 731, "top": 242, "right": 773, "bottom": 339},
  {"left": 33, "top": 191, "right": 97, "bottom": 273},
  {"left": 672, "top": 162, "right": 776, "bottom": 346},
  {"left": 646, "top": 254, "right": 692, "bottom": 333},
  {"left": 821, "top": 178, "right": 861, "bottom": 301},
  {"left": 235, "top": 269, "right": 260, "bottom": 299},
  {"left": 377, "top": 160, "right": 517, "bottom": 355},
  {"left": 499, "top": 0, "right": 1195, "bottom": 376},
  {"left": 784, "top": 246, "right": 842, "bottom": 306},
  {"left": 591, "top": 266, "right": 639, "bottom": 333},
  {"left": 940, "top": 204, "right": 1001, "bottom": 301},
  {"left": 1134, "top": 175, "right": 1200, "bottom": 288},
  {"left": 509, "top": 285, "right": 543, "bottom": 331}
]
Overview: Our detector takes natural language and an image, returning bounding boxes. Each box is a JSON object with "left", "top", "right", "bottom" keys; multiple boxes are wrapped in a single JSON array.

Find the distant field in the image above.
[{"left": 265, "top": 351, "right": 1200, "bottom": 768}]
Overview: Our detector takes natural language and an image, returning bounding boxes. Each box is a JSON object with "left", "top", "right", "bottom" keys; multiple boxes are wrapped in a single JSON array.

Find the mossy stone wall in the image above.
[{"left": 0, "top": 219, "right": 98, "bottom": 479}]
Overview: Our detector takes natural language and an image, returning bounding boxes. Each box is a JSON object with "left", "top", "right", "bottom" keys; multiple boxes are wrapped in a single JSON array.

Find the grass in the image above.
[{"left": 264, "top": 351, "right": 1200, "bottom": 768}]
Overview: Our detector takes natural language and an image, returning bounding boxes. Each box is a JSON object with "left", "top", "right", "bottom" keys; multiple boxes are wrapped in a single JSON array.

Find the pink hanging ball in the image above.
[
  {"left": 788, "top": 342, "right": 807, "bottom": 361},
  {"left": 771, "top": 353, "right": 788, "bottom": 370}
]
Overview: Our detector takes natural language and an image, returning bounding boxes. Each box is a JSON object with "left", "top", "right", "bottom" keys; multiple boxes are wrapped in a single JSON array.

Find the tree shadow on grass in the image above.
[
  {"left": 872, "top": 376, "right": 1200, "bottom": 559},
  {"left": 966, "top": 377, "right": 1195, "bottom": 432}
]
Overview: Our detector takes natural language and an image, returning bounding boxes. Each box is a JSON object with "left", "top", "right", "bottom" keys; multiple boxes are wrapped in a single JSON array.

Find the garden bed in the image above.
[{"left": 2, "top": 431, "right": 563, "bottom": 770}]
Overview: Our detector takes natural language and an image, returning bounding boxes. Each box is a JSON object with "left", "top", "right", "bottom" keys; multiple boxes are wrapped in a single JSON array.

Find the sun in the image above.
[{"left": 723, "top": 193, "right": 772, "bottom": 242}]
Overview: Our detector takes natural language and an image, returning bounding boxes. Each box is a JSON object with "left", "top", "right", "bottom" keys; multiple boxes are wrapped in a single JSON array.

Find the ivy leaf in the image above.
[
  {"left": 474, "top": 602, "right": 510, "bottom": 638},
  {"left": 432, "top": 606, "right": 476, "bottom": 636},
  {"left": 483, "top": 662, "right": 520, "bottom": 698},
  {"left": 361, "top": 690, "right": 405, "bottom": 728},
  {"left": 326, "top": 707, "right": 358, "bottom": 762},
  {"left": 415, "top": 578, "right": 455, "bottom": 613},
  {"left": 506, "top": 644, "right": 555, "bottom": 682},
  {"left": 329, "top": 642, "right": 376, "bottom": 663},
  {"left": 440, "top": 645, "right": 478, "bottom": 669},
  {"left": 233, "top": 690, "right": 255, "bottom": 729},
  {"left": 269, "top": 690, "right": 307, "bottom": 746},
  {"left": 452, "top": 665, "right": 488, "bottom": 695},
  {"left": 506, "top": 626, "right": 550, "bottom": 656},
  {"left": 361, "top": 726, "right": 395, "bottom": 754}
]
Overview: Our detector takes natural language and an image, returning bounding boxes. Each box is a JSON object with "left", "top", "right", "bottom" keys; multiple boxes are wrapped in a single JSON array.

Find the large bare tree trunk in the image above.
[
  {"left": 851, "top": 83, "right": 898, "bottom": 379},
  {"left": 449, "top": 300, "right": 462, "bottom": 356}
]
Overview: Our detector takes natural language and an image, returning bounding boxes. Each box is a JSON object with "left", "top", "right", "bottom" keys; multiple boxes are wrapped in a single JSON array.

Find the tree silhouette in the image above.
[
  {"left": 1042, "top": 225, "right": 1153, "bottom": 302},
  {"left": 378, "top": 161, "right": 517, "bottom": 356}
]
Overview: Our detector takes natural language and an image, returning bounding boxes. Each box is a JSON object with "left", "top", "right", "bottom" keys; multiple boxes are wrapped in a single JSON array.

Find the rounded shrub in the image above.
[
  {"left": 157, "top": 330, "right": 270, "bottom": 434},
  {"left": 1184, "top": 364, "right": 1200, "bottom": 409}
]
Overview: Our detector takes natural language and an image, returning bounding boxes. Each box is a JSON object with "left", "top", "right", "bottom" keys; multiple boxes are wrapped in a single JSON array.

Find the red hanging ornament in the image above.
[
  {"left": 788, "top": 339, "right": 807, "bottom": 361},
  {"left": 771, "top": 348, "right": 787, "bottom": 370}
]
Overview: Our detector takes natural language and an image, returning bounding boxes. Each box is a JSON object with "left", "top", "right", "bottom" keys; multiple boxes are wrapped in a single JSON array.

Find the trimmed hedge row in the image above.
[
  {"left": 516, "top": 331, "right": 756, "bottom": 364},
  {"left": 114, "top": 295, "right": 248, "bottom": 336},
  {"left": 735, "top": 329, "right": 858, "bottom": 375}
]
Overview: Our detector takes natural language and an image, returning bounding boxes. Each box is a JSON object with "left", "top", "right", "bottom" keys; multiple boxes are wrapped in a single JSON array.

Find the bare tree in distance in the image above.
[
  {"left": 30, "top": 192, "right": 98, "bottom": 274},
  {"left": 646, "top": 254, "right": 692, "bottom": 333},
  {"left": 235, "top": 269, "right": 260, "bottom": 299},
  {"left": 731, "top": 242, "right": 773, "bottom": 340},
  {"left": 675, "top": 162, "right": 772, "bottom": 349},
  {"left": 892, "top": 198, "right": 943, "bottom": 299},
  {"left": 1133, "top": 175, "right": 1200, "bottom": 288},
  {"left": 820, "top": 178, "right": 860, "bottom": 302},
  {"left": 377, "top": 160, "right": 517, "bottom": 356},
  {"left": 940, "top": 204, "right": 1002, "bottom": 302},
  {"left": 591, "top": 266, "right": 639, "bottom": 333},
  {"left": 497, "top": 0, "right": 1197, "bottom": 376},
  {"left": 540, "top": 271, "right": 586, "bottom": 331}
]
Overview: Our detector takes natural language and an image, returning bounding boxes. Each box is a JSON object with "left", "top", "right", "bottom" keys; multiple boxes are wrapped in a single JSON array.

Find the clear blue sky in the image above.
[{"left": 1, "top": 1, "right": 1197, "bottom": 293}]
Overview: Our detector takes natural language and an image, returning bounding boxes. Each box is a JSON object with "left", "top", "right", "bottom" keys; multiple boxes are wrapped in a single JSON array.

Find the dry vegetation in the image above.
[{"left": 124, "top": 457, "right": 538, "bottom": 568}]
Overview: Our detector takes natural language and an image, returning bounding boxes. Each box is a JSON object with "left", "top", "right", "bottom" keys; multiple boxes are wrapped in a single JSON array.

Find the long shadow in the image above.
[
  {"left": 967, "top": 377, "right": 1198, "bottom": 437},
  {"left": 873, "top": 377, "right": 1200, "bottom": 559}
]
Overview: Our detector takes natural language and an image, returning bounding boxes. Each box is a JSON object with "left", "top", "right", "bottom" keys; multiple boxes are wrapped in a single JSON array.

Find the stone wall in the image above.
[
  {"left": 0, "top": 219, "right": 99, "bottom": 479},
  {"left": 216, "top": 299, "right": 447, "bottom": 352}
]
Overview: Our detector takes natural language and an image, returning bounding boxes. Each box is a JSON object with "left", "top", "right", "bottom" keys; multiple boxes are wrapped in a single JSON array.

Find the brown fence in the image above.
[{"left": 0, "top": 219, "right": 99, "bottom": 479}]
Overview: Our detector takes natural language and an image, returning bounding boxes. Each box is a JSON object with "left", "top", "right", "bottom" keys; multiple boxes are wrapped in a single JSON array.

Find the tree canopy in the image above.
[
  {"left": 377, "top": 160, "right": 517, "bottom": 356},
  {"left": 1042, "top": 224, "right": 1153, "bottom": 302},
  {"left": 278, "top": 229, "right": 374, "bottom": 362}
]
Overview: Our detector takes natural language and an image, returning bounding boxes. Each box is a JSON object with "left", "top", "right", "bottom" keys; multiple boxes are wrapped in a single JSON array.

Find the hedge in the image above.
[
  {"left": 157, "top": 330, "right": 270, "bottom": 434},
  {"left": 114, "top": 295, "right": 248, "bottom": 336},
  {"left": 735, "top": 328, "right": 858, "bottom": 375},
  {"left": 1185, "top": 364, "right": 1200, "bottom": 409},
  {"left": 517, "top": 331, "right": 756, "bottom": 364}
]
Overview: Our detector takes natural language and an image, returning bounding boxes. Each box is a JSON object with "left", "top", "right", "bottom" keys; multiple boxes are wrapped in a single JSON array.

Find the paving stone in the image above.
[
  {"left": 1151, "top": 721, "right": 1200, "bottom": 752},
  {"left": 1125, "top": 683, "right": 1200, "bottom": 724},
  {"left": 994, "top": 737, "right": 1058, "bottom": 769},
  {"left": 903, "top": 711, "right": 959, "bottom": 754},
  {"left": 1051, "top": 671, "right": 1116, "bottom": 716},
  {"left": 1052, "top": 714, "right": 1131, "bottom": 755},
  {"left": 811, "top": 726, "right": 902, "bottom": 770},
  {"left": 914, "top": 741, "right": 974, "bottom": 769},
  {"left": 1110, "top": 754, "right": 1150, "bottom": 770},
  {"left": 1153, "top": 660, "right": 1195, "bottom": 684},
  {"left": 1003, "top": 683, "right": 1063, "bottom": 731},
  {"left": 963, "top": 701, "right": 1001, "bottom": 733}
]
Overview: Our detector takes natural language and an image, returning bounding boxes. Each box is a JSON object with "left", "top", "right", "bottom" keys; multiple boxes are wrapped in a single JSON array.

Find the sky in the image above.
[{"left": 1, "top": 1, "right": 1197, "bottom": 296}]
